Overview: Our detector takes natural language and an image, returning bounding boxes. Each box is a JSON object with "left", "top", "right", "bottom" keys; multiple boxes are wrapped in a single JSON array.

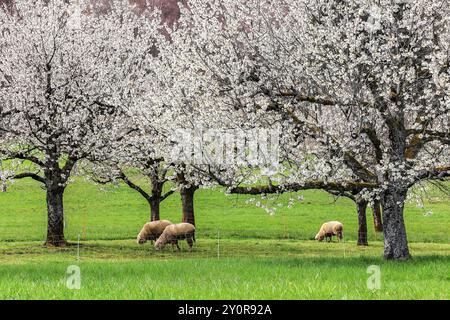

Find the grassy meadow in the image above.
[{"left": 0, "top": 177, "right": 449, "bottom": 299}]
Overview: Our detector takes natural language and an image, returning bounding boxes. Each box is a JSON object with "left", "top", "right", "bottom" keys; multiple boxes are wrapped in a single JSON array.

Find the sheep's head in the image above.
[
  {"left": 315, "top": 233, "right": 324, "bottom": 241},
  {"left": 137, "top": 235, "right": 146, "bottom": 245},
  {"left": 154, "top": 238, "right": 165, "bottom": 250}
]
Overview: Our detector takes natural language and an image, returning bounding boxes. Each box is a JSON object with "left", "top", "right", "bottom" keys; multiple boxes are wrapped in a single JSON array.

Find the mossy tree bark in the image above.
[
  {"left": 371, "top": 200, "right": 383, "bottom": 232},
  {"left": 44, "top": 165, "right": 69, "bottom": 247},
  {"left": 149, "top": 175, "right": 163, "bottom": 221},
  {"left": 180, "top": 185, "right": 198, "bottom": 226},
  {"left": 357, "top": 199, "right": 368, "bottom": 246},
  {"left": 381, "top": 187, "right": 410, "bottom": 260},
  {"left": 45, "top": 186, "right": 67, "bottom": 246}
]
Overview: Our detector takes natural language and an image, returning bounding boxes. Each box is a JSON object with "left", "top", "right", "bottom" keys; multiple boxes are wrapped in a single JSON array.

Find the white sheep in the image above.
[
  {"left": 154, "top": 222, "right": 196, "bottom": 251},
  {"left": 315, "top": 221, "right": 344, "bottom": 242},
  {"left": 136, "top": 220, "right": 173, "bottom": 244}
]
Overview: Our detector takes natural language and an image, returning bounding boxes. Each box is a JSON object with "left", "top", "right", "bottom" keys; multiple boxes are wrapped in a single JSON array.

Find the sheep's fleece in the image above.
[
  {"left": 154, "top": 222, "right": 196, "bottom": 250},
  {"left": 315, "top": 221, "right": 344, "bottom": 242},
  {"left": 137, "top": 220, "right": 173, "bottom": 244}
]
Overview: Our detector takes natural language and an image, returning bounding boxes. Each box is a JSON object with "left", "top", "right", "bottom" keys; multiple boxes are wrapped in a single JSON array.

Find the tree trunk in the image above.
[
  {"left": 149, "top": 197, "right": 160, "bottom": 221},
  {"left": 149, "top": 177, "right": 163, "bottom": 221},
  {"left": 45, "top": 187, "right": 67, "bottom": 246},
  {"left": 357, "top": 199, "right": 368, "bottom": 246},
  {"left": 180, "top": 185, "right": 197, "bottom": 226},
  {"left": 371, "top": 200, "right": 383, "bottom": 232},
  {"left": 381, "top": 188, "right": 410, "bottom": 260}
]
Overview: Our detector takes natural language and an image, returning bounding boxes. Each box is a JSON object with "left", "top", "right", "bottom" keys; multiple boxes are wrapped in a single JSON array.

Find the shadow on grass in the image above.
[
  {"left": 1, "top": 239, "right": 449, "bottom": 266},
  {"left": 254, "top": 254, "right": 450, "bottom": 268}
]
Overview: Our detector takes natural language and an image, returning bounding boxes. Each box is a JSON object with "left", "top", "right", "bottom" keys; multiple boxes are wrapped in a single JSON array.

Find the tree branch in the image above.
[
  {"left": 160, "top": 189, "right": 175, "bottom": 201},
  {"left": 62, "top": 156, "right": 77, "bottom": 179},
  {"left": 119, "top": 171, "right": 151, "bottom": 201},
  {"left": 9, "top": 172, "right": 45, "bottom": 184},
  {"left": 326, "top": 190, "right": 356, "bottom": 202},
  {"left": 0, "top": 148, "right": 45, "bottom": 167},
  {"left": 274, "top": 90, "right": 372, "bottom": 108},
  {"left": 227, "top": 180, "right": 378, "bottom": 195},
  {"left": 413, "top": 165, "right": 450, "bottom": 186},
  {"left": 361, "top": 126, "right": 383, "bottom": 163}
]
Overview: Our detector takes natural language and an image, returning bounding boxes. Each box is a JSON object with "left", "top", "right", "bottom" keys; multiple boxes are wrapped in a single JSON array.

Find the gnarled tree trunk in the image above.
[
  {"left": 45, "top": 186, "right": 67, "bottom": 246},
  {"left": 180, "top": 185, "right": 197, "bottom": 226},
  {"left": 357, "top": 199, "right": 368, "bottom": 246},
  {"left": 381, "top": 187, "right": 410, "bottom": 260},
  {"left": 371, "top": 200, "right": 383, "bottom": 232},
  {"left": 149, "top": 191, "right": 161, "bottom": 222},
  {"left": 149, "top": 176, "right": 163, "bottom": 221}
]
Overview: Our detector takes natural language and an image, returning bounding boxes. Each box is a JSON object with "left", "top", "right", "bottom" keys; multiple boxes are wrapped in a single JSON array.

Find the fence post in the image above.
[
  {"left": 77, "top": 233, "right": 80, "bottom": 261},
  {"left": 217, "top": 229, "right": 220, "bottom": 260}
]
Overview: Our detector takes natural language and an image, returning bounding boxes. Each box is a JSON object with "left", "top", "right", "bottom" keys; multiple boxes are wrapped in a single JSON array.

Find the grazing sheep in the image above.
[
  {"left": 137, "top": 220, "right": 173, "bottom": 244},
  {"left": 154, "top": 222, "right": 196, "bottom": 251},
  {"left": 315, "top": 221, "right": 344, "bottom": 242}
]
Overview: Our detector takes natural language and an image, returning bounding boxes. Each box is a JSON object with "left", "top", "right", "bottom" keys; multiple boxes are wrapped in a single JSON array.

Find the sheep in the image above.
[
  {"left": 154, "top": 222, "right": 196, "bottom": 251},
  {"left": 136, "top": 220, "right": 173, "bottom": 245},
  {"left": 315, "top": 221, "right": 344, "bottom": 242}
]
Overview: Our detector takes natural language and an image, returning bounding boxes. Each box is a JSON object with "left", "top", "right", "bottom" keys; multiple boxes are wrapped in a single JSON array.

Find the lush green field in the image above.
[
  {"left": 1, "top": 177, "right": 449, "bottom": 243},
  {"left": 0, "top": 177, "right": 449, "bottom": 299},
  {"left": 0, "top": 240, "right": 449, "bottom": 299}
]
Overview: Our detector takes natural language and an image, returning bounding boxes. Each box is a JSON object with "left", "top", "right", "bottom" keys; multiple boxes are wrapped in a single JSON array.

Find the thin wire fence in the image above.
[{"left": 0, "top": 225, "right": 356, "bottom": 260}]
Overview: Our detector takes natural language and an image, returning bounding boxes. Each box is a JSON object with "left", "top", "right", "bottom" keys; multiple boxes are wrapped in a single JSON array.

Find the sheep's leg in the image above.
[
  {"left": 175, "top": 240, "right": 181, "bottom": 252},
  {"left": 187, "top": 237, "right": 193, "bottom": 252}
]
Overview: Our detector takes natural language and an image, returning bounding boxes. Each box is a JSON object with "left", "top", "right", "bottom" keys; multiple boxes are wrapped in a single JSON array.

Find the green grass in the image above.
[
  {"left": 0, "top": 240, "right": 448, "bottom": 299},
  {"left": 0, "top": 177, "right": 449, "bottom": 299},
  {"left": 1, "top": 177, "right": 449, "bottom": 243}
]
